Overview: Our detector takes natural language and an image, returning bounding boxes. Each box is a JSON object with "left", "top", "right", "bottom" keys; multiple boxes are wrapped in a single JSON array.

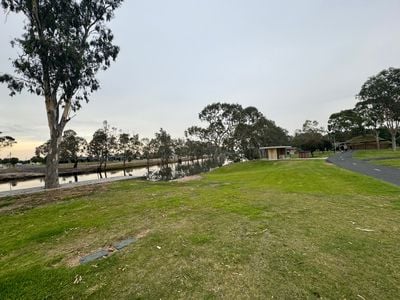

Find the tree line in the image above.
[
  {"left": 328, "top": 67, "right": 400, "bottom": 151},
  {"left": 1, "top": 0, "right": 398, "bottom": 188},
  {"left": 31, "top": 103, "right": 291, "bottom": 170}
]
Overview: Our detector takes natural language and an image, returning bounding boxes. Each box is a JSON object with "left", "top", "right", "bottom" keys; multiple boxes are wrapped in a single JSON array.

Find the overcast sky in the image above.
[{"left": 1, "top": 0, "right": 400, "bottom": 159}]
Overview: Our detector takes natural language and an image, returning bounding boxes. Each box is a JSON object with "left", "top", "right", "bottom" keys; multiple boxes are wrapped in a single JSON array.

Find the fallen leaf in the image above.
[
  {"left": 73, "top": 275, "right": 82, "bottom": 284},
  {"left": 355, "top": 227, "right": 374, "bottom": 232}
]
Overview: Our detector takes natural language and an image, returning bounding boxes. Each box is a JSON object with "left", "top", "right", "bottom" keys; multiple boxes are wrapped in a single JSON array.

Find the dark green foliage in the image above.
[
  {"left": 151, "top": 128, "right": 174, "bottom": 180},
  {"left": 88, "top": 121, "right": 117, "bottom": 171},
  {"left": 292, "top": 120, "right": 331, "bottom": 155},
  {"left": 328, "top": 109, "right": 365, "bottom": 142},
  {"left": 34, "top": 130, "right": 87, "bottom": 166},
  {"left": 0, "top": 0, "right": 123, "bottom": 107},
  {"left": 357, "top": 68, "right": 400, "bottom": 150},
  {"left": 59, "top": 130, "right": 87, "bottom": 167},
  {"left": 0, "top": 132, "right": 16, "bottom": 149},
  {"left": 0, "top": 0, "right": 123, "bottom": 187},
  {"left": 118, "top": 132, "right": 140, "bottom": 169},
  {"left": 186, "top": 102, "right": 289, "bottom": 160},
  {"left": 0, "top": 157, "right": 19, "bottom": 165}
]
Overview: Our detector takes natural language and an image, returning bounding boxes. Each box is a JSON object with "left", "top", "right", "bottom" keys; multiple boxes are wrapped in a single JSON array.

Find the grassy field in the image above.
[
  {"left": 353, "top": 149, "right": 400, "bottom": 160},
  {"left": 0, "top": 160, "right": 399, "bottom": 299},
  {"left": 354, "top": 149, "right": 400, "bottom": 168},
  {"left": 370, "top": 159, "right": 400, "bottom": 168}
]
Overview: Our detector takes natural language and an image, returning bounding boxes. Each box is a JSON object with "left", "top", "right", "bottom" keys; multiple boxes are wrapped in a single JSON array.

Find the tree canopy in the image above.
[
  {"left": 0, "top": 0, "right": 123, "bottom": 187},
  {"left": 0, "top": 132, "right": 16, "bottom": 150},
  {"left": 292, "top": 120, "right": 330, "bottom": 155},
  {"left": 328, "top": 109, "right": 364, "bottom": 141},
  {"left": 186, "top": 102, "right": 289, "bottom": 161},
  {"left": 357, "top": 67, "right": 400, "bottom": 150}
]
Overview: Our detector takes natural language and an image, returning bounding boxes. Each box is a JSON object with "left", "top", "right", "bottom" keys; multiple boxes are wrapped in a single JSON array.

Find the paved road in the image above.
[{"left": 327, "top": 151, "right": 400, "bottom": 186}]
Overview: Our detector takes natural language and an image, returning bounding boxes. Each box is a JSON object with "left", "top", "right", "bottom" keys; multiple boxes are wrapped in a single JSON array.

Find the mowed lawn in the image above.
[
  {"left": 354, "top": 149, "right": 400, "bottom": 169},
  {"left": 1, "top": 160, "right": 400, "bottom": 299}
]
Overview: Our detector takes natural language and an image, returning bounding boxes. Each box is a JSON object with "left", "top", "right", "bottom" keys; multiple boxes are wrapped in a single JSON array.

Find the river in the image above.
[
  {"left": 0, "top": 165, "right": 159, "bottom": 193},
  {"left": 0, "top": 159, "right": 226, "bottom": 193}
]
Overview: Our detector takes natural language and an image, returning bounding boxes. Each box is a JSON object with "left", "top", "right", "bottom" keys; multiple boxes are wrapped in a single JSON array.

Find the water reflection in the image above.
[
  {"left": 0, "top": 160, "right": 224, "bottom": 193},
  {"left": 0, "top": 165, "right": 158, "bottom": 193}
]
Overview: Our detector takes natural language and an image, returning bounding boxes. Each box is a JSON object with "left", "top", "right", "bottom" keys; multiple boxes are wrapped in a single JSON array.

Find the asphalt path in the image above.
[{"left": 327, "top": 151, "right": 400, "bottom": 187}]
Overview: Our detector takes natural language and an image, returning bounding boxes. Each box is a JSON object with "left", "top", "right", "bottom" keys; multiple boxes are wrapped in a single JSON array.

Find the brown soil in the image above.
[
  {"left": 0, "top": 183, "right": 110, "bottom": 214},
  {"left": 65, "top": 229, "right": 151, "bottom": 267},
  {"left": 172, "top": 175, "right": 202, "bottom": 182}
]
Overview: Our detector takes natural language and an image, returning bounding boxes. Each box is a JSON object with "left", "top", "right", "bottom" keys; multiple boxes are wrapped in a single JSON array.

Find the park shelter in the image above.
[
  {"left": 345, "top": 135, "right": 391, "bottom": 150},
  {"left": 259, "top": 146, "right": 292, "bottom": 160}
]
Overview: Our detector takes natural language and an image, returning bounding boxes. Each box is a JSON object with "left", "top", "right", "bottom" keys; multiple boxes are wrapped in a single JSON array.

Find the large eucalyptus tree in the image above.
[
  {"left": 0, "top": 0, "right": 123, "bottom": 188},
  {"left": 357, "top": 68, "right": 400, "bottom": 151}
]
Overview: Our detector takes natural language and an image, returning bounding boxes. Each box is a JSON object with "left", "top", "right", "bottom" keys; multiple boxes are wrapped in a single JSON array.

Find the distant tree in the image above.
[
  {"left": 30, "top": 155, "right": 45, "bottom": 164},
  {"left": 88, "top": 130, "right": 107, "bottom": 171},
  {"left": 35, "top": 141, "right": 50, "bottom": 159},
  {"left": 185, "top": 139, "right": 208, "bottom": 162},
  {"left": 357, "top": 68, "right": 400, "bottom": 151},
  {"left": 355, "top": 101, "right": 384, "bottom": 150},
  {"left": 327, "top": 109, "right": 364, "bottom": 142},
  {"left": 34, "top": 130, "right": 86, "bottom": 167},
  {"left": 59, "top": 130, "right": 87, "bottom": 168},
  {"left": 0, "top": 0, "right": 124, "bottom": 188},
  {"left": 152, "top": 128, "right": 174, "bottom": 180},
  {"left": 174, "top": 138, "right": 188, "bottom": 162},
  {"left": 1, "top": 157, "right": 19, "bottom": 166},
  {"left": 187, "top": 103, "right": 242, "bottom": 160},
  {"left": 118, "top": 132, "right": 140, "bottom": 174},
  {"left": 141, "top": 137, "right": 157, "bottom": 175},
  {"left": 293, "top": 120, "right": 330, "bottom": 156},
  {"left": 234, "top": 106, "right": 289, "bottom": 160},
  {"left": 188, "top": 103, "right": 289, "bottom": 161},
  {"left": 88, "top": 121, "right": 117, "bottom": 172},
  {"left": 9, "top": 157, "right": 19, "bottom": 166},
  {"left": 0, "top": 132, "right": 16, "bottom": 150}
]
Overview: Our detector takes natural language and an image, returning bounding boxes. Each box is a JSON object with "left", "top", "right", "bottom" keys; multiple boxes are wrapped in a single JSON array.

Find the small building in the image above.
[
  {"left": 344, "top": 135, "right": 391, "bottom": 150},
  {"left": 298, "top": 151, "right": 311, "bottom": 158},
  {"left": 259, "top": 146, "right": 293, "bottom": 160}
]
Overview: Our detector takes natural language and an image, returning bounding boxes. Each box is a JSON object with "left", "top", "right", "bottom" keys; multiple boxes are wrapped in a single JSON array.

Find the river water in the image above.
[
  {"left": 0, "top": 165, "right": 159, "bottom": 193},
  {"left": 0, "top": 159, "right": 228, "bottom": 193}
]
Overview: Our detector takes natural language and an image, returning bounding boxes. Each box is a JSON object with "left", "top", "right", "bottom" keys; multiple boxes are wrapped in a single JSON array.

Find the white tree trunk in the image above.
[
  {"left": 392, "top": 134, "right": 397, "bottom": 151},
  {"left": 45, "top": 132, "right": 61, "bottom": 188},
  {"left": 375, "top": 130, "right": 380, "bottom": 150}
]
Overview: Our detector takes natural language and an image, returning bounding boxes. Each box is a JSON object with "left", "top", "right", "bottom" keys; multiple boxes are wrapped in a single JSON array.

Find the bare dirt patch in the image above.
[
  {"left": 63, "top": 229, "right": 151, "bottom": 267},
  {"left": 136, "top": 228, "right": 151, "bottom": 239},
  {"left": 172, "top": 175, "right": 202, "bottom": 182},
  {"left": 0, "top": 183, "right": 110, "bottom": 214}
]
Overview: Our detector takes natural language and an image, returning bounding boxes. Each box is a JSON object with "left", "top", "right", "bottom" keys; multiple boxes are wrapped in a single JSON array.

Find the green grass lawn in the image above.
[
  {"left": 354, "top": 149, "right": 400, "bottom": 169},
  {"left": 354, "top": 149, "right": 400, "bottom": 160},
  {"left": 1, "top": 160, "right": 400, "bottom": 299},
  {"left": 371, "top": 159, "right": 400, "bottom": 168}
]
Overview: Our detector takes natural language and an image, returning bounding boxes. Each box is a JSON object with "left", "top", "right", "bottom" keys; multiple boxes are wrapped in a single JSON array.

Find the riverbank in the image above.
[
  {"left": 0, "top": 175, "right": 144, "bottom": 201},
  {"left": 0, "top": 158, "right": 187, "bottom": 182}
]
